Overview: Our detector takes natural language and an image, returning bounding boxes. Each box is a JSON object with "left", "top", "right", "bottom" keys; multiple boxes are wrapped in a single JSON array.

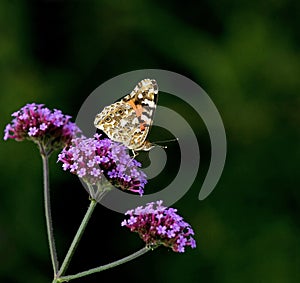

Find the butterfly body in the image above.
[{"left": 94, "top": 79, "right": 158, "bottom": 153}]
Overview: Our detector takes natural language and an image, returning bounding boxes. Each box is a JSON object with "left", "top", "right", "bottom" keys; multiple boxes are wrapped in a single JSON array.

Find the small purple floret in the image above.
[
  {"left": 4, "top": 103, "right": 81, "bottom": 151},
  {"left": 58, "top": 134, "right": 147, "bottom": 195},
  {"left": 122, "top": 200, "right": 196, "bottom": 253}
]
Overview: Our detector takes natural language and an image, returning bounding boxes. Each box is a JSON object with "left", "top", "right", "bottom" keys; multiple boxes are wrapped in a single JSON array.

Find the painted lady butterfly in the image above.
[{"left": 94, "top": 79, "right": 158, "bottom": 156}]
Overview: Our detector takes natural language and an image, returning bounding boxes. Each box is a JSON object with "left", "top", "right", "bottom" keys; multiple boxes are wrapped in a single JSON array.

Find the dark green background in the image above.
[{"left": 1, "top": 1, "right": 299, "bottom": 282}]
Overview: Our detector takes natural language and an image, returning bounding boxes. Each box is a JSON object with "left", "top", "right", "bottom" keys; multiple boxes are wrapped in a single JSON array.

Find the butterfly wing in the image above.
[
  {"left": 94, "top": 79, "right": 158, "bottom": 151},
  {"left": 94, "top": 101, "right": 134, "bottom": 146},
  {"left": 123, "top": 79, "right": 158, "bottom": 150}
]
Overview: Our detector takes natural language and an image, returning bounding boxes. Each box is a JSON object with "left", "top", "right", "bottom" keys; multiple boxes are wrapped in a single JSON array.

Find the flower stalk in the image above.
[
  {"left": 54, "top": 246, "right": 151, "bottom": 282},
  {"left": 40, "top": 144, "right": 59, "bottom": 275},
  {"left": 56, "top": 198, "right": 97, "bottom": 278}
]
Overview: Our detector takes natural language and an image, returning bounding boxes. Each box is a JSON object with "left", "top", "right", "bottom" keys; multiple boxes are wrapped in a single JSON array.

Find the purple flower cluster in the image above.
[
  {"left": 4, "top": 103, "right": 80, "bottom": 151},
  {"left": 58, "top": 134, "right": 147, "bottom": 195},
  {"left": 121, "top": 200, "right": 196, "bottom": 253}
]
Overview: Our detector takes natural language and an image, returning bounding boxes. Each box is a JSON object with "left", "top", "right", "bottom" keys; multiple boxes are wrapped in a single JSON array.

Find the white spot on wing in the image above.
[
  {"left": 144, "top": 99, "right": 155, "bottom": 107},
  {"left": 120, "top": 119, "right": 127, "bottom": 127},
  {"left": 141, "top": 114, "right": 149, "bottom": 123},
  {"left": 132, "top": 117, "right": 139, "bottom": 125}
]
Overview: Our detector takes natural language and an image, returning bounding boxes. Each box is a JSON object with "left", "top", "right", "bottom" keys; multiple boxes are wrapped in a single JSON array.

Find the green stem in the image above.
[
  {"left": 56, "top": 199, "right": 97, "bottom": 278},
  {"left": 57, "top": 247, "right": 151, "bottom": 282},
  {"left": 41, "top": 152, "right": 59, "bottom": 275}
]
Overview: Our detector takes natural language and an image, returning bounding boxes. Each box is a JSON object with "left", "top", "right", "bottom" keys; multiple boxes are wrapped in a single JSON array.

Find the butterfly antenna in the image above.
[
  {"left": 153, "top": 137, "right": 179, "bottom": 149},
  {"left": 154, "top": 144, "right": 168, "bottom": 149}
]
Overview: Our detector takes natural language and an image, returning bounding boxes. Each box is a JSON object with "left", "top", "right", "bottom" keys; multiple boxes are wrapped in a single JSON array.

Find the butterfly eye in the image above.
[
  {"left": 117, "top": 109, "right": 124, "bottom": 115},
  {"left": 105, "top": 116, "right": 112, "bottom": 122}
]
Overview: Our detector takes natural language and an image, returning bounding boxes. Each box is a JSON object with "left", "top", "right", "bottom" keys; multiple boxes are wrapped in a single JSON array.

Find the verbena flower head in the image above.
[
  {"left": 58, "top": 134, "right": 147, "bottom": 196},
  {"left": 121, "top": 200, "right": 196, "bottom": 253},
  {"left": 4, "top": 103, "right": 81, "bottom": 153}
]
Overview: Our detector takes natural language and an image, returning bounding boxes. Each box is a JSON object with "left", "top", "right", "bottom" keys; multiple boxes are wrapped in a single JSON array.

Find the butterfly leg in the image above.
[
  {"left": 131, "top": 150, "right": 139, "bottom": 159},
  {"left": 121, "top": 150, "right": 140, "bottom": 172}
]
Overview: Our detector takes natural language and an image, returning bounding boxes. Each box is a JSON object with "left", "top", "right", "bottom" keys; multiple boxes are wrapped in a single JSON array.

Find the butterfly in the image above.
[{"left": 94, "top": 79, "right": 158, "bottom": 156}]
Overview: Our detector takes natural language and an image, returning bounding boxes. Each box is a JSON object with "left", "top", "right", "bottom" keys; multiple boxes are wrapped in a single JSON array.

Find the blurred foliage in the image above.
[{"left": 0, "top": 0, "right": 299, "bottom": 282}]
